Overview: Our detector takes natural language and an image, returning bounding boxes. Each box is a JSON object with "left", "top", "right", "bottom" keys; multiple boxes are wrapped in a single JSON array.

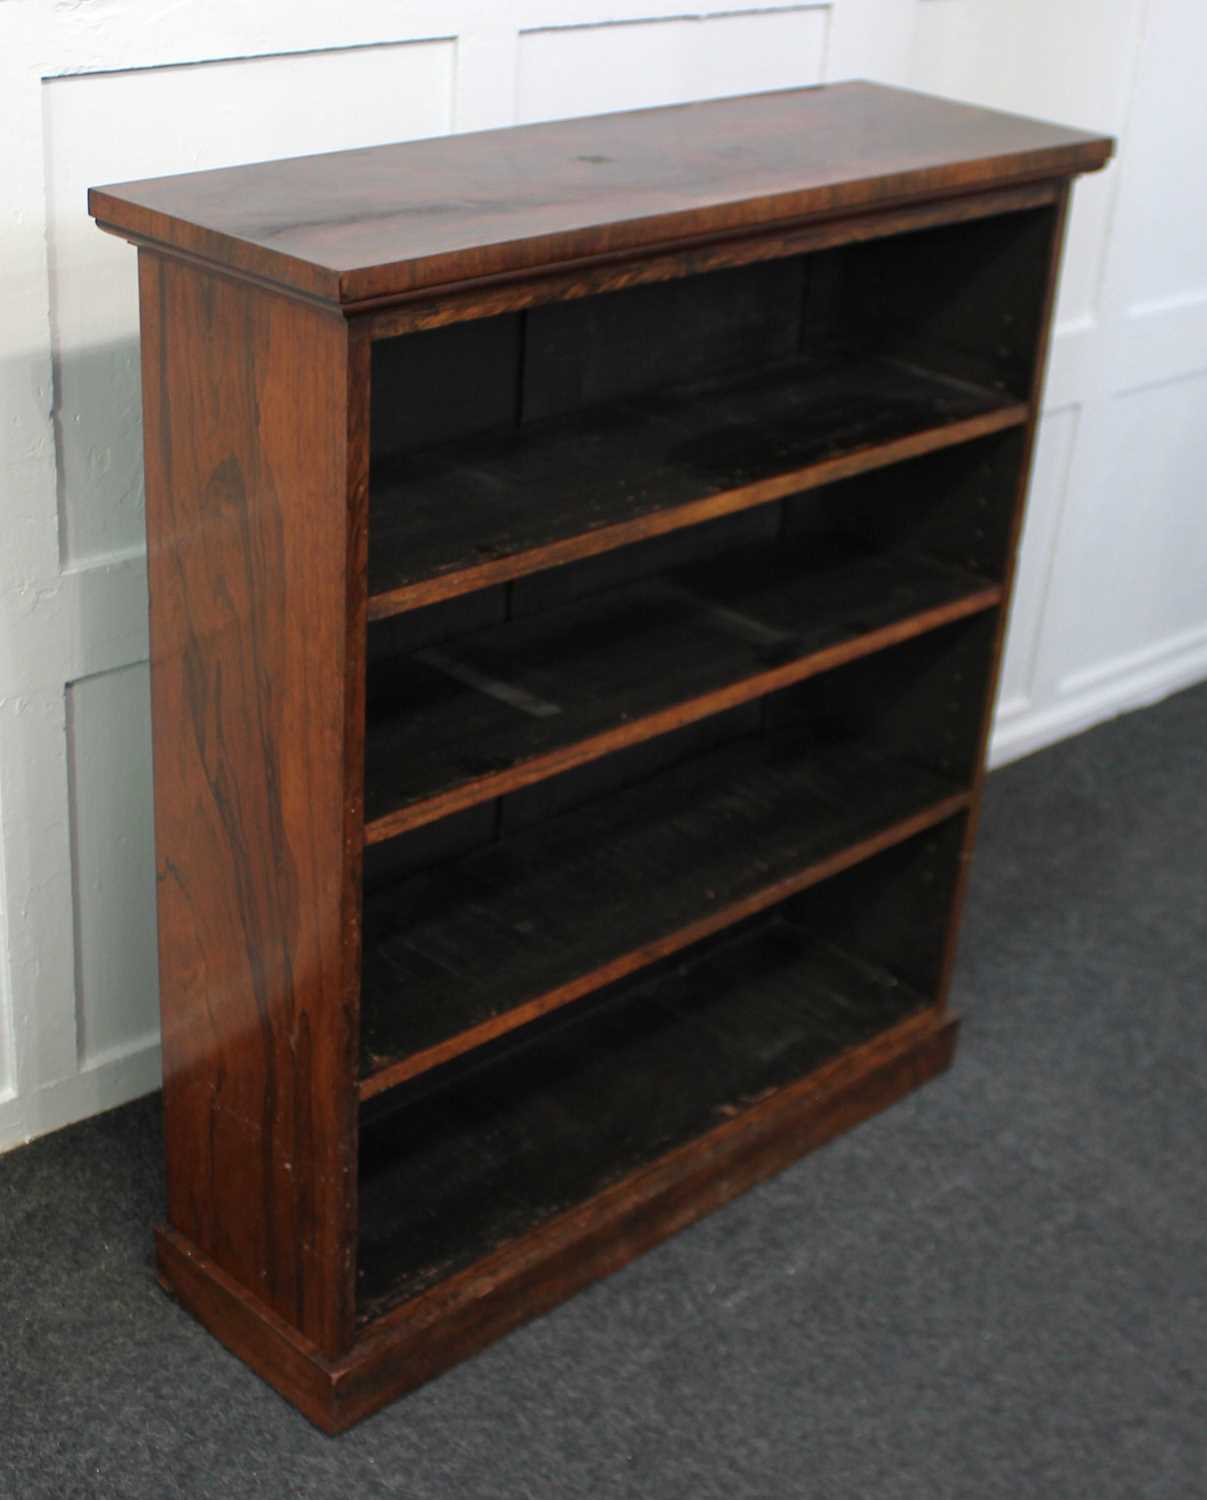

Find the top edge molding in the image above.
[{"left": 89, "top": 82, "right": 1114, "bottom": 309}]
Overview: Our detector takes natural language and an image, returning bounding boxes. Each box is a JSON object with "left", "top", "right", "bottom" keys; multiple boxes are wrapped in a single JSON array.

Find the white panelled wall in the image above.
[{"left": 0, "top": 0, "right": 1202, "bottom": 1151}]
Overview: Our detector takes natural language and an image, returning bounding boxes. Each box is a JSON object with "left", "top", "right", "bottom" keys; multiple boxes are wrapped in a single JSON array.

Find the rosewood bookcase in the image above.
[{"left": 89, "top": 82, "right": 1112, "bottom": 1431}]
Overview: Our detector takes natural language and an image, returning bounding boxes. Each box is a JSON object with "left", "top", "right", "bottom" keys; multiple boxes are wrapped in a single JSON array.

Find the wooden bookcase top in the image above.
[{"left": 89, "top": 81, "right": 1112, "bottom": 309}]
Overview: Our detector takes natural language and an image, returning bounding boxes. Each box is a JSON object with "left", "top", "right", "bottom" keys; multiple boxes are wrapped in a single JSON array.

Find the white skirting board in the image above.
[
  {"left": 0, "top": 1037, "right": 162, "bottom": 1155},
  {"left": 991, "top": 625, "right": 1207, "bottom": 770}
]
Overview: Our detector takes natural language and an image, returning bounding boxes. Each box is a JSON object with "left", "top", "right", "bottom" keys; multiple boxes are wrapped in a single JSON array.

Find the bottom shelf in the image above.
[
  {"left": 156, "top": 1002, "right": 957, "bottom": 1433},
  {"left": 357, "top": 913, "right": 934, "bottom": 1320}
]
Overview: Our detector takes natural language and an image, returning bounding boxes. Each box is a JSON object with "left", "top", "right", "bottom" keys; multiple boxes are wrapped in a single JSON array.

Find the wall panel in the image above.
[
  {"left": 517, "top": 7, "right": 829, "bottom": 123},
  {"left": 1050, "top": 374, "right": 1207, "bottom": 696},
  {"left": 996, "top": 406, "right": 1079, "bottom": 721},
  {"left": 907, "top": 0, "right": 1207, "bottom": 767},
  {"left": 67, "top": 665, "right": 158, "bottom": 1068},
  {"left": 0, "top": 786, "right": 13, "bottom": 1102},
  {"left": 910, "top": 0, "right": 1144, "bottom": 330},
  {"left": 1110, "top": 0, "right": 1207, "bottom": 313},
  {"left": 43, "top": 40, "right": 455, "bottom": 564}
]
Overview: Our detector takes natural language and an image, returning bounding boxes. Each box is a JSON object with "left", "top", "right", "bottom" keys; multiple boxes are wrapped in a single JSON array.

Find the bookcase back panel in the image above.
[
  {"left": 368, "top": 204, "right": 1055, "bottom": 468},
  {"left": 371, "top": 312, "right": 522, "bottom": 460},
  {"left": 782, "top": 429, "right": 1027, "bottom": 584},
  {"left": 766, "top": 612, "right": 1001, "bottom": 787},
  {"left": 782, "top": 808, "right": 968, "bottom": 1001},
  {"left": 829, "top": 204, "right": 1060, "bottom": 398},
  {"left": 521, "top": 258, "right": 805, "bottom": 422}
]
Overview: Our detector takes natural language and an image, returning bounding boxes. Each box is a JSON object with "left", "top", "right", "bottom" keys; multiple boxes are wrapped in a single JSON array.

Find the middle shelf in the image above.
[
  {"left": 364, "top": 534, "right": 1000, "bottom": 843},
  {"left": 359, "top": 721, "right": 971, "bottom": 1098}
]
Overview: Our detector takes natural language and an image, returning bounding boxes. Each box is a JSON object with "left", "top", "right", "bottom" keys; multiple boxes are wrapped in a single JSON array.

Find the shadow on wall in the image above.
[
  {"left": 52, "top": 333, "right": 146, "bottom": 568},
  {"left": 51, "top": 333, "right": 160, "bottom": 1071},
  {"left": 66, "top": 655, "right": 159, "bottom": 1071}
]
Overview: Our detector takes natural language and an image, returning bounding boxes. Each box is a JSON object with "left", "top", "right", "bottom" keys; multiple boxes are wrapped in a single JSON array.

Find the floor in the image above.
[{"left": 2, "top": 681, "right": 1204, "bottom": 1499}]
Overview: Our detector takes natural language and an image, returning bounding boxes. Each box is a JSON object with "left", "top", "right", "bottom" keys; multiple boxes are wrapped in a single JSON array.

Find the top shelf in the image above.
[
  {"left": 368, "top": 352, "right": 1025, "bottom": 617},
  {"left": 88, "top": 83, "right": 1112, "bottom": 308}
]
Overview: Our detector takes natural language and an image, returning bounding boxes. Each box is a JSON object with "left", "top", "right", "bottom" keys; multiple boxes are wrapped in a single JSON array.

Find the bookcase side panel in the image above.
[
  {"left": 935, "top": 185, "right": 1074, "bottom": 1008},
  {"left": 138, "top": 250, "right": 362, "bottom": 1356}
]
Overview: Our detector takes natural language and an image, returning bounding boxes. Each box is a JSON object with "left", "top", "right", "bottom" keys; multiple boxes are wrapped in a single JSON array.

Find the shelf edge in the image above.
[
  {"left": 365, "top": 581, "right": 1002, "bottom": 845},
  {"left": 366, "top": 402, "right": 1027, "bottom": 621},
  {"left": 357, "top": 790, "right": 970, "bottom": 1100}
]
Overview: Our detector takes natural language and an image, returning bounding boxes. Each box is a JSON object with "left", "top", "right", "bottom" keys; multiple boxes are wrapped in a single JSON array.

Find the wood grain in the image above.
[
  {"left": 356, "top": 181, "right": 1062, "bottom": 336},
  {"left": 139, "top": 250, "right": 363, "bottom": 1357},
  {"left": 156, "top": 1226, "right": 341, "bottom": 1432},
  {"left": 91, "top": 83, "right": 1111, "bottom": 307}
]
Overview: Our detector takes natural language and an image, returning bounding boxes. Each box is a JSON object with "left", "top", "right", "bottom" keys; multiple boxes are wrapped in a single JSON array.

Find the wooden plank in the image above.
[
  {"left": 139, "top": 251, "right": 362, "bottom": 1356},
  {"left": 358, "top": 725, "right": 969, "bottom": 1095},
  {"left": 364, "top": 540, "right": 1002, "bottom": 841},
  {"left": 90, "top": 83, "right": 1111, "bottom": 306},
  {"left": 367, "top": 353, "right": 1026, "bottom": 618}
]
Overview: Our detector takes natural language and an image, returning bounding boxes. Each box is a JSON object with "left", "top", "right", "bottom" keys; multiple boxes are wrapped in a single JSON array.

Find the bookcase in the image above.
[{"left": 90, "top": 82, "right": 1111, "bottom": 1431}]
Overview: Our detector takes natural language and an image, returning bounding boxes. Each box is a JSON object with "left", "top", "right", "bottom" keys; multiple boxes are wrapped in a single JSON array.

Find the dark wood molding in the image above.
[
  {"left": 93, "top": 83, "right": 1110, "bottom": 309},
  {"left": 352, "top": 181, "right": 1064, "bottom": 334}
]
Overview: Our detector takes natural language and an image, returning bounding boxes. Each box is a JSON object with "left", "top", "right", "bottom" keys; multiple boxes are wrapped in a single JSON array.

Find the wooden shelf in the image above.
[
  {"left": 368, "top": 354, "right": 1026, "bottom": 618},
  {"left": 364, "top": 539, "right": 1000, "bottom": 841},
  {"left": 359, "top": 731, "right": 968, "bottom": 1097},
  {"left": 358, "top": 915, "right": 930, "bottom": 1319}
]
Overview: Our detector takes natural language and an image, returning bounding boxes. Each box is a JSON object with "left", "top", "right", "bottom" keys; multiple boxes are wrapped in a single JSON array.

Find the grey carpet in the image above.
[{"left": 2, "top": 681, "right": 1205, "bottom": 1499}]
